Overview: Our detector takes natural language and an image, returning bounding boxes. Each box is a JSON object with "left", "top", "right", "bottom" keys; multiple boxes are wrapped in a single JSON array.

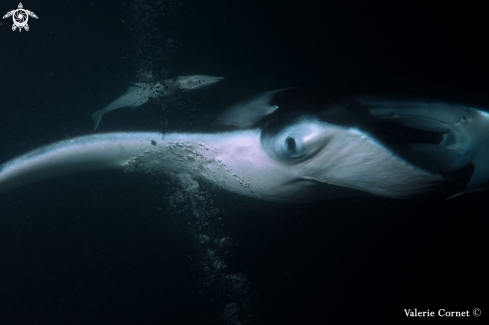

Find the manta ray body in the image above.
[{"left": 1, "top": 88, "right": 488, "bottom": 202}]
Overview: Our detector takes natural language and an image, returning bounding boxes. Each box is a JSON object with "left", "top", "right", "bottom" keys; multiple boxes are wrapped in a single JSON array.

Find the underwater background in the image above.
[{"left": 0, "top": 0, "right": 488, "bottom": 324}]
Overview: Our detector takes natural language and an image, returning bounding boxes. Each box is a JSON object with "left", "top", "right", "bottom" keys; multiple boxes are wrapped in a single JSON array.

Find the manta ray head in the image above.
[
  {"left": 254, "top": 114, "right": 444, "bottom": 201},
  {"left": 218, "top": 88, "right": 489, "bottom": 201}
]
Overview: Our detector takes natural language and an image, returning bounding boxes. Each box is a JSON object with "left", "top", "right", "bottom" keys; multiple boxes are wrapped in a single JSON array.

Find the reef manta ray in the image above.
[{"left": 1, "top": 88, "right": 488, "bottom": 201}]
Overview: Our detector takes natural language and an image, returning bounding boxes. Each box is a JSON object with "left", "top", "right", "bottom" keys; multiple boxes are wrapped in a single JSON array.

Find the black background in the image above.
[{"left": 0, "top": 0, "right": 488, "bottom": 324}]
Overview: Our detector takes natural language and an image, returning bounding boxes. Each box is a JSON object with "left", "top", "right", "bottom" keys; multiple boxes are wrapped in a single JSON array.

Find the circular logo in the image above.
[
  {"left": 13, "top": 9, "right": 28, "bottom": 28},
  {"left": 3, "top": 4, "right": 38, "bottom": 32},
  {"left": 473, "top": 308, "right": 481, "bottom": 317}
]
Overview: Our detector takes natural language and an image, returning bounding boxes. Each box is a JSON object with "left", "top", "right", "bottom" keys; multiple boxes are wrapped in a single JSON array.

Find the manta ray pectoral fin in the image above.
[{"left": 0, "top": 133, "right": 163, "bottom": 194}]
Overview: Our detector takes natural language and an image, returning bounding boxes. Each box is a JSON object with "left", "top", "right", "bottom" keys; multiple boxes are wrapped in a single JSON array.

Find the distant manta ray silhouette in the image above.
[{"left": 91, "top": 75, "right": 224, "bottom": 130}]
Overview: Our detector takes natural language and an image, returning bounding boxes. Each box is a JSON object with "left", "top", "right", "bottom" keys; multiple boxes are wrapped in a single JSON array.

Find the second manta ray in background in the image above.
[
  {"left": 1, "top": 88, "right": 489, "bottom": 201},
  {"left": 92, "top": 75, "right": 224, "bottom": 130}
]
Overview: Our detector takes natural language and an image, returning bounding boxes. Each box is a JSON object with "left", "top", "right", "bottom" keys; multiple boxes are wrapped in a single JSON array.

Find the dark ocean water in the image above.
[{"left": 0, "top": 1, "right": 488, "bottom": 324}]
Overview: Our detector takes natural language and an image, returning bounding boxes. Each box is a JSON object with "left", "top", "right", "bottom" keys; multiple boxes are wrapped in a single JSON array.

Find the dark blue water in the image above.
[{"left": 1, "top": 1, "right": 488, "bottom": 324}]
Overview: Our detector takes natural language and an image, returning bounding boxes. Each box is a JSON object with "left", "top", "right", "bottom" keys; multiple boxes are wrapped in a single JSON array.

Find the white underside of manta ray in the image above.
[
  {"left": 1, "top": 87, "right": 489, "bottom": 202},
  {"left": 92, "top": 75, "right": 223, "bottom": 130}
]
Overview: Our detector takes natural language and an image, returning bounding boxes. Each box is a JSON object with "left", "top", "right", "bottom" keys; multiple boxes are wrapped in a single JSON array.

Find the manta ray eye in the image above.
[
  {"left": 281, "top": 133, "right": 304, "bottom": 158},
  {"left": 261, "top": 118, "right": 328, "bottom": 163},
  {"left": 286, "top": 137, "right": 296, "bottom": 150}
]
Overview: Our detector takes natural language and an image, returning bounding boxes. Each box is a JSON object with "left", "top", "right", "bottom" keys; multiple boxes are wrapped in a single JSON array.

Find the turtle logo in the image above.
[{"left": 3, "top": 3, "right": 38, "bottom": 32}]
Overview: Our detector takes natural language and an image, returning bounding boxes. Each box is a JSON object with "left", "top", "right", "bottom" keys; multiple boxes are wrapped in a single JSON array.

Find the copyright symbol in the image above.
[{"left": 473, "top": 308, "right": 481, "bottom": 317}]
